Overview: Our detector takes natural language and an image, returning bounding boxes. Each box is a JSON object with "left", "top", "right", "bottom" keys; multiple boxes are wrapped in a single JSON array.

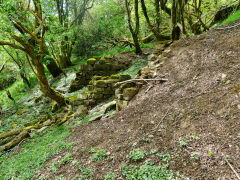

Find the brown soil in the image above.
[{"left": 34, "top": 21, "right": 240, "bottom": 179}]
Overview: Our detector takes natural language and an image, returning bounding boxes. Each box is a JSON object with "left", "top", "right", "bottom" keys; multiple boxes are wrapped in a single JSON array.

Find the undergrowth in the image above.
[
  {"left": 118, "top": 59, "right": 148, "bottom": 78},
  {"left": 0, "top": 126, "right": 71, "bottom": 179},
  {"left": 218, "top": 9, "right": 240, "bottom": 25}
]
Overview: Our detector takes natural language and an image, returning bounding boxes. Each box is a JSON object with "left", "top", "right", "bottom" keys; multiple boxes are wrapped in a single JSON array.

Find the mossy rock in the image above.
[
  {"left": 87, "top": 58, "right": 97, "bottom": 65},
  {"left": 123, "top": 88, "right": 139, "bottom": 101},
  {"left": 68, "top": 96, "right": 79, "bottom": 101},
  {"left": 105, "top": 79, "right": 119, "bottom": 86},
  {"left": 110, "top": 74, "right": 121, "bottom": 79},
  {"left": 104, "top": 55, "right": 114, "bottom": 59},
  {"left": 99, "top": 59, "right": 106, "bottom": 65},
  {"left": 92, "top": 76, "right": 103, "bottom": 81},
  {"left": 94, "top": 80, "right": 107, "bottom": 88},
  {"left": 92, "top": 56, "right": 101, "bottom": 59},
  {"left": 120, "top": 81, "right": 137, "bottom": 89},
  {"left": 119, "top": 74, "right": 131, "bottom": 81},
  {"left": 87, "top": 85, "right": 94, "bottom": 91},
  {"left": 116, "top": 100, "right": 129, "bottom": 111}
]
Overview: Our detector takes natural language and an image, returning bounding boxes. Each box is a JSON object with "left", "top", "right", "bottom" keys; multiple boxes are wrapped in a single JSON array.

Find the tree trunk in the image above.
[
  {"left": 125, "top": 0, "right": 142, "bottom": 55},
  {"left": 46, "top": 58, "right": 63, "bottom": 78},
  {"left": 20, "top": 72, "right": 31, "bottom": 88},
  {"left": 34, "top": 58, "right": 66, "bottom": 106},
  {"left": 171, "top": 0, "right": 181, "bottom": 41}
]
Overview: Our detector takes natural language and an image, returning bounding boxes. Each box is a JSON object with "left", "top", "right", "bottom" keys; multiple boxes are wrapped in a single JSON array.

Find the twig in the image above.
[
  {"left": 224, "top": 156, "right": 240, "bottom": 180},
  {"left": 144, "top": 85, "right": 153, "bottom": 94},
  {"left": 153, "top": 108, "right": 170, "bottom": 131},
  {"left": 117, "top": 78, "right": 168, "bottom": 85},
  {"left": 215, "top": 22, "right": 240, "bottom": 30}
]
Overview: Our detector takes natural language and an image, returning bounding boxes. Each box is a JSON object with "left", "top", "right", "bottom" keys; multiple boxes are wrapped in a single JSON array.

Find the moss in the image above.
[
  {"left": 51, "top": 102, "right": 59, "bottom": 113},
  {"left": 68, "top": 96, "right": 79, "bottom": 101},
  {"left": 87, "top": 58, "right": 97, "bottom": 65},
  {"left": 17, "top": 107, "right": 28, "bottom": 115},
  {"left": 94, "top": 80, "right": 107, "bottom": 88},
  {"left": 110, "top": 74, "right": 121, "bottom": 79},
  {"left": 104, "top": 55, "right": 114, "bottom": 59},
  {"left": 99, "top": 60, "right": 106, "bottom": 65},
  {"left": 92, "top": 76, "right": 103, "bottom": 80},
  {"left": 119, "top": 74, "right": 131, "bottom": 81},
  {"left": 34, "top": 95, "right": 43, "bottom": 103}
]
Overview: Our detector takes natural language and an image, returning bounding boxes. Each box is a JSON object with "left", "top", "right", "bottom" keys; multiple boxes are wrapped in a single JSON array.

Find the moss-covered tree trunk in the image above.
[
  {"left": 125, "top": 0, "right": 142, "bottom": 55},
  {"left": 33, "top": 57, "right": 66, "bottom": 106}
]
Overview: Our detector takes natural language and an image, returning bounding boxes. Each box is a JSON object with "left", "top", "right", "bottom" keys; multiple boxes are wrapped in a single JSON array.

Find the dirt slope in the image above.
[{"left": 35, "top": 21, "right": 240, "bottom": 179}]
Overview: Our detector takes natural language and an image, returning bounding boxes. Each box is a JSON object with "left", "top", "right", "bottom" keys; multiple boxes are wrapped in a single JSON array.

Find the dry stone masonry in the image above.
[
  {"left": 115, "top": 81, "right": 142, "bottom": 111},
  {"left": 69, "top": 56, "right": 129, "bottom": 92}
]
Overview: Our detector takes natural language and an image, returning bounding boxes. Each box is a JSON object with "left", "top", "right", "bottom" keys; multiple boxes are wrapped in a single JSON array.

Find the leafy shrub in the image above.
[
  {"left": 121, "top": 161, "right": 174, "bottom": 180},
  {"left": 92, "top": 149, "right": 107, "bottom": 162},
  {"left": 129, "top": 149, "right": 146, "bottom": 162}
]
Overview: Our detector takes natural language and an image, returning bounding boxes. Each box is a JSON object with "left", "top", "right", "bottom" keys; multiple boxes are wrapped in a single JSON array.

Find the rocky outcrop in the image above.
[{"left": 69, "top": 56, "right": 129, "bottom": 92}]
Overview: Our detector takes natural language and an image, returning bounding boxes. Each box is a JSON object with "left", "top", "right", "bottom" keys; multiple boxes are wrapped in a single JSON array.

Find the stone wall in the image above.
[
  {"left": 115, "top": 81, "right": 142, "bottom": 111},
  {"left": 74, "top": 74, "right": 131, "bottom": 107},
  {"left": 69, "top": 56, "right": 129, "bottom": 92}
]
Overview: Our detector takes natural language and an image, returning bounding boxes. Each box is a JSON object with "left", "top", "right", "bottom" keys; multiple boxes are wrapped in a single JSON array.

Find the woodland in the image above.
[{"left": 0, "top": 0, "right": 240, "bottom": 179}]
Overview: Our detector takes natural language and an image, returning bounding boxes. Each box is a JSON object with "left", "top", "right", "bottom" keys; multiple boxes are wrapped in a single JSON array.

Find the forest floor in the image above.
[{"left": 1, "top": 20, "right": 240, "bottom": 179}]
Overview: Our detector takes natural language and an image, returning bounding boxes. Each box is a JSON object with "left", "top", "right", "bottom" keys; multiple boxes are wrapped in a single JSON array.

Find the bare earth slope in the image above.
[{"left": 35, "top": 21, "right": 240, "bottom": 179}]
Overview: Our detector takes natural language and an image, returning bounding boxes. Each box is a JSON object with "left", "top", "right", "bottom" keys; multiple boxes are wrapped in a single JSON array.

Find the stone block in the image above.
[
  {"left": 123, "top": 88, "right": 139, "bottom": 101},
  {"left": 119, "top": 74, "right": 131, "bottom": 81},
  {"left": 116, "top": 100, "right": 129, "bottom": 111},
  {"left": 87, "top": 58, "right": 97, "bottom": 65},
  {"left": 94, "top": 80, "right": 107, "bottom": 88}
]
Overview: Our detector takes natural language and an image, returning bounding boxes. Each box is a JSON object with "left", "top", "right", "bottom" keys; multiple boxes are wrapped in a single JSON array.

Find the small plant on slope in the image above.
[
  {"left": 60, "top": 153, "right": 73, "bottom": 164},
  {"left": 92, "top": 149, "right": 107, "bottom": 162},
  {"left": 129, "top": 149, "right": 147, "bottom": 162}
]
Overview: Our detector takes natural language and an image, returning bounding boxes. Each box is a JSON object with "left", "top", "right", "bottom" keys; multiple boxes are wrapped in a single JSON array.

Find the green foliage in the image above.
[
  {"left": 0, "top": 64, "right": 17, "bottom": 90},
  {"left": 0, "top": 126, "right": 71, "bottom": 179},
  {"left": 220, "top": 9, "right": 240, "bottom": 24},
  {"left": 0, "top": 74, "right": 38, "bottom": 110},
  {"left": 50, "top": 162, "right": 58, "bottom": 173},
  {"left": 79, "top": 166, "right": 94, "bottom": 180},
  {"left": 191, "top": 152, "right": 201, "bottom": 161},
  {"left": 129, "top": 149, "right": 147, "bottom": 162},
  {"left": 121, "top": 160, "right": 174, "bottom": 180},
  {"left": 60, "top": 153, "right": 73, "bottom": 164},
  {"left": 89, "top": 147, "right": 96, "bottom": 154},
  {"left": 104, "top": 172, "right": 116, "bottom": 180},
  {"left": 97, "top": 46, "right": 135, "bottom": 57},
  {"left": 77, "top": 111, "right": 103, "bottom": 126},
  {"left": 92, "top": 149, "right": 107, "bottom": 162},
  {"left": 118, "top": 59, "right": 148, "bottom": 78}
]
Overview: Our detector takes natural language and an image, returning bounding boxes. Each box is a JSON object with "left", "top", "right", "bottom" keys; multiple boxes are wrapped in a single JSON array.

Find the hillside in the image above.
[{"left": 29, "top": 20, "right": 240, "bottom": 179}]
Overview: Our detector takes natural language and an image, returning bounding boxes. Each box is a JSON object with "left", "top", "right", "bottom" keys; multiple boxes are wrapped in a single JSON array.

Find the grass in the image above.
[
  {"left": 0, "top": 76, "right": 38, "bottom": 110},
  {"left": 218, "top": 9, "right": 240, "bottom": 25},
  {"left": 60, "top": 153, "right": 73, "bottom": 164},
  {"left": 0, "top": 126, "right": 71, "bottom": 179},
  {"left": 96, "top": 44, "right": 155, "bottom": 57},
  {"left": 118, "top": 59, "right": 148, "bottom": 78}
]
